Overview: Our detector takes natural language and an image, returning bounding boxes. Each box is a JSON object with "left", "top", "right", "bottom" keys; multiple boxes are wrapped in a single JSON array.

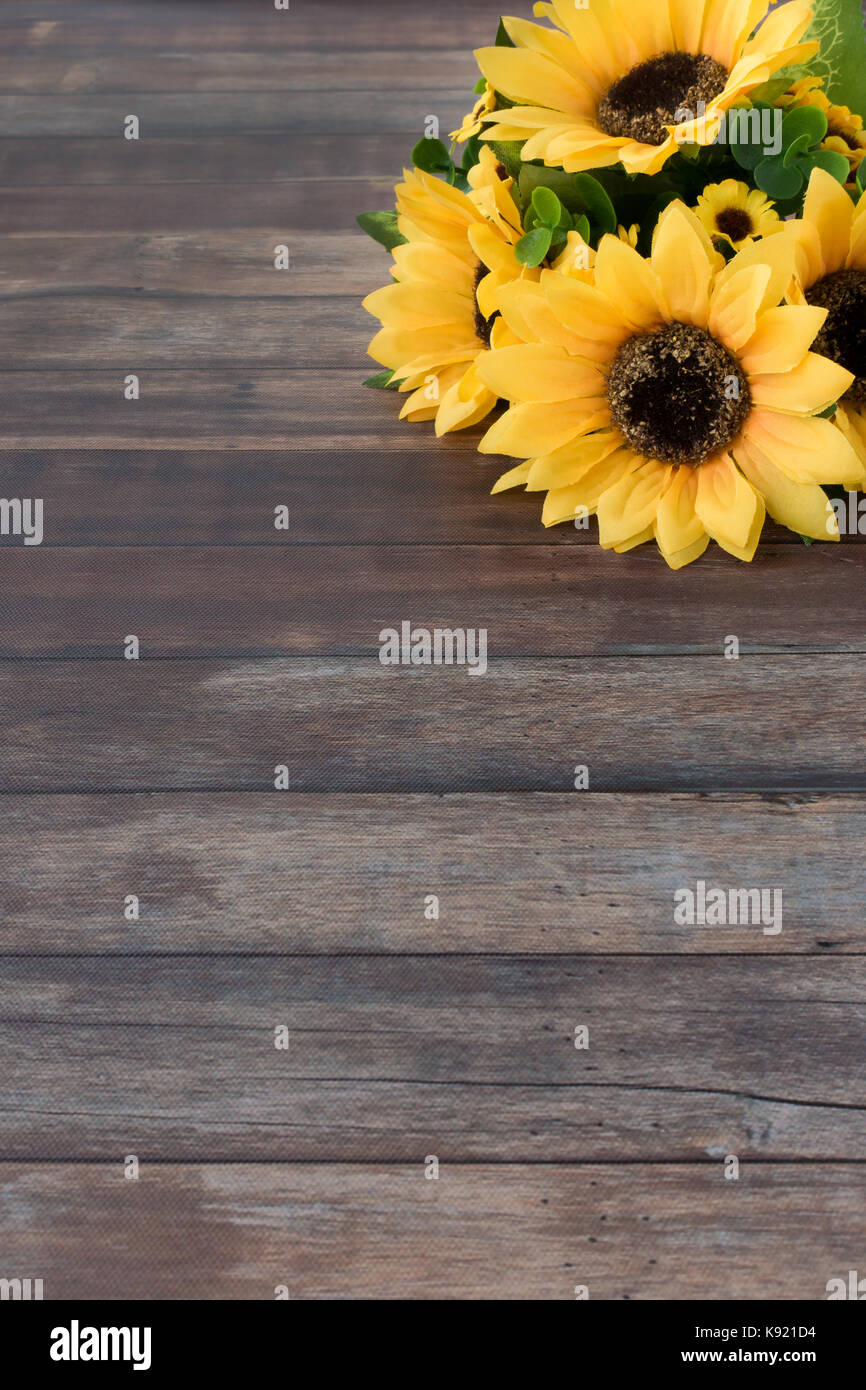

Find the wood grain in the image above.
[
  {"left": 0, "top": 546, "right": 863, "bottom": 656},
  {"left": 0, "top": 1163, "right": 861, "bottom": 1299},
  {"left": 0, "top": 792, "right": 860, "bottom": 955},
  {"left": 0, "top": 447, "right": 834, "bottom": 544},
  {"left": 1, "top": 954, "right": 864, "bottom": 1161},
  {"left": 0, "top": 657, "right": 864, "bottom": 791}
]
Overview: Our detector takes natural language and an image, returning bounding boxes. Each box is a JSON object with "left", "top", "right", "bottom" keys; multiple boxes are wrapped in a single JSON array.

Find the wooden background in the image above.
[{"left": 0, "top": 0, "right": 864, "bottom": 1300}]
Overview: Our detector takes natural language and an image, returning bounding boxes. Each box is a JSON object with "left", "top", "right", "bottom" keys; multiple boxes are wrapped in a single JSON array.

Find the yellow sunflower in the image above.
[
  {"left": 475, "top": 0, "right": 817, "bottom": 176},
  {"left": 780, "top": 75, "right": 866, "bottom": 186},
  {"left": 363, "top": 148, "right": 537, "bottom": 435},
  {"left": 475, "top": 202, "right": 862, "bottom": 567},
  {"left": 789, "top": 168, "right": 866, "bottom": 472},
  {"left": 695, "top": 179, "right": 783, "bottom": 251},
  {"left": 451, "top": 81, "right": 497, "bottom": 144}
]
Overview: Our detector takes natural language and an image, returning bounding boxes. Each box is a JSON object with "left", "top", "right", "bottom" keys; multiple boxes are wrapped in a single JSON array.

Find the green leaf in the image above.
[
  {"left": 461, "top": 133, "right": 482, "bottom": 174},
  {"left": 755, "top": 157, "right": 804, "bottom": 200},
  {"left": 781, "top": 104, "right": 828, "bottom": 150},
  {"left": 798, "top": 147, "right": 853, "bottom": 184},
  {"left": 804, "top": 0, "right": 866, "bottom": 115},
  {"left": 531, "top": 185, "right": 562, "bottom": 227},
  {"left": 411, "top": 136, "right": 453, "bottom": 176},
  {"left": 573, "top": 214, "right": 591, "bottom": 243},
  {"left": 495, "top": 17, "right": 515, "bottom": 46},
  {"left": 858, "top": 161, "right": 866, "bottom": 195},
  {"left": 515, "top": 226, "right": 553, "bottom": 266},
  {"left": 489, "top": 140, "right": 524, "bottom": 180},
  {"left": 474, "top": 76, "right": 488, "bottom": 94},
  {"left": 748, "top": 77, "right": 794, "bottom": 105},
  {"left": 571, "top": 173, "right": 617, "bottom": 235},
  {"left": 783, "top": 132, "right": 814, "bottom": 167},
  {"left": 730, "top": 136, "right": 765, "bottom": 171},
  {"left": 518, "top": 166, "right": 616, "bottom": 236},
  {"left": 363, "top": 370, "right": 403, "bottom": 391},
  {"left": 356, "top": 210, "right": 406, "bottom": 252},
  {"left": 798, "top": 533, "right": 816, "bottom": 545}
]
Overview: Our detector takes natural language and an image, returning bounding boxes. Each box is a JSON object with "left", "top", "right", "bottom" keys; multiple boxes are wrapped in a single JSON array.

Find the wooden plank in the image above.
[
  {"left": 0, "top": 547, "right": 862, "bottom": 657},
  {"left": 0, "top": 370, "right": 410, "bottom": 448},
  {"left": 0, "top": 657, "right": 864, "bottom": 791},
  {"left": 0, "top": 448, "right": 821, "bottom": 545},
  {"left": 0, "top": 135, "right": 412, "bottom": 184},
  {"left": 0, "top": 1, "right": 509, "bottom": 54},
  {"left": 0, "top": 179, "right": 395, "bottom": 233},
  {"left": 0, "top": 792, "right": 861, "bottom": 955},
  {"left": 0, "top": 295, "right": 371, "bottom": 368},
  {"left": 1, "top": 956, "right": 863, "bottom": 1161},
  {"left": 0, "top": 91, "right": 469, "bottom": 136},
  {"left": 0, "top": 232, "right": 392, "bottom": 297},
  {"left": 0, "top": 1163, "right": 862, "bottom": 1298},
  {"left": 0, "top": 50, "right": 480, "bottom": 94}
]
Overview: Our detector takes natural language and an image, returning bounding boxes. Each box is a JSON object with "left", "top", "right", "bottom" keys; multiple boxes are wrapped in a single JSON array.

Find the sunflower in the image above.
[
  {"left": 451, "top": 81, "right": 497, "bottom": 144},
  {"left": 363, "top": 148, "right": 537, "bottom": 435},
  {"left": 695, "top": 179, "right": 783, "bottom": 251},
  {"left": 474, "top": 0, "right": 817, "bottom": 176},
  {"left": 475, "top": 201, "right": 862, "bottom": 567},
  {"left": 789, "top": 168, "right": 866, "bottom": 473},
  {"left": 780, "top": 75, "right": 866, "bottom": 187}
]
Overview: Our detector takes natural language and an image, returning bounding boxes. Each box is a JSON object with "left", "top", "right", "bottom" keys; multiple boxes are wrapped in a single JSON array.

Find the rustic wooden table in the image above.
[{"left": 0, "top": 0, "right": 864, "bottom": 1300}]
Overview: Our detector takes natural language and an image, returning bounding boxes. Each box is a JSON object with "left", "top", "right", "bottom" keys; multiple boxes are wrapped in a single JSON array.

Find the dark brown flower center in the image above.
[
  {"left": 827, "top": 124, "right": 861, "bottom": 151},
  {"left": 597, "top": 51, "right": 729, "bottom": 147},
  {"left": 473, "top": 261, "right": 498, "bottom": 347},
  {"left": 608, "top": 323, "right": 751, "bottom": 464},
  {"left": 806, "top": 268, "right": 866, "bottom": 405},
  {"left": 715, "top": 207, "right": 754, "bottom": 242}
]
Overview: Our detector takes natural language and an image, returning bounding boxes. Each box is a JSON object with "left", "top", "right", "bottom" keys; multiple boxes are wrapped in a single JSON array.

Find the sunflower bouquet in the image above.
[{"left": 359, "top": 0, "right": 866, "bottom": 566}]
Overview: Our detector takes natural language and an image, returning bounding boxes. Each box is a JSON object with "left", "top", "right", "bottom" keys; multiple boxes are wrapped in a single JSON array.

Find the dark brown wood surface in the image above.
[{"left": 0, "top": 0, "right": 864, "bottom": 1301}]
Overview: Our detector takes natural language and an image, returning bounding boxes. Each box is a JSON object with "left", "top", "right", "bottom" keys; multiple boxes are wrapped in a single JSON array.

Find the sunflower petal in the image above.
[
  {"left": 597, "top": 458, "right": 667, "bottom": 549},
  {"left": 739, "top": 306, "right": 828, "bottom": 375},
  {"left": 802, "top": 167, "right": 855, "bottom": 278},
  {"left": 652, "top": 202, "right": 714, "bottom": 325},
  {"left": 749, "top": 352, "right": 854, "bottom": 416},
  {"left": 474, "top": 46, "right": 591, "bottom": 117},
  {"left": 655, "top": 465, "right": 706, "bottom": 561},
  {"left": 526, "top": 430, "right": 623, "bottom": 490},
  {"left": 593, "top": 235, "right": 666, "bottom": 330},
  {"left": 476, "top": 343, "right": 605, "bottom": 404},
  {"left": 744, "top": 410, "right": 866, "bottom": 486},
  {"left": 479, "top": 401, "right": 609, "bottom": 458},
  {"left": 735, "top": 437, "right": 839, "bottom": 541},
  {"left": 694, "top": 452, "right": 760, "bottom": 549}
]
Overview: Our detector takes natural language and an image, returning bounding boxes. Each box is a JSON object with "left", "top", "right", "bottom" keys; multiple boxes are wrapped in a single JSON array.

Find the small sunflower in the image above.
[
  {"left": 475, "top": 0, "right": 817, "bottom": 176},
  {"left": 695, "top": 179, "right": 783, "bottom": 251},
  {"left": 780, "top": 75, "right": 866, "bottom": 186},
  {"left": 451, "top": 81, "right": 497, "bottom": 144},
  {"left": 475, "top": 202, "right": 862, "bottom": 567},
  {"left": 790, "top": 168, "right": 866, "bottom": 472},
  {"left": 363, "top": 148, "right": 537, "bottom": 435}
]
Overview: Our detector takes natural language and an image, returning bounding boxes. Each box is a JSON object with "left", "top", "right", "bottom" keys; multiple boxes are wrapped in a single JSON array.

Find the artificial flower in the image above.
[
  {"left": 789, "top": 168, "right": 866, "bottom": 471},
  {"left": 451, "top": 81, "right": 497, "bottom": 144},
  {"left": 476, "top": 202, "right": 862, "bottom": 567},
  {"left": 363, "top": 148, "right": 537, "bottom": 434},
  {"left": 694, "top": 179, "right": 783, "bottom": 250},
  {"left": 474, "top": 0, "right": 818, "bottom": 175},
  {"left": 780, "top": 74, "right": 866, "bottom": 186}
]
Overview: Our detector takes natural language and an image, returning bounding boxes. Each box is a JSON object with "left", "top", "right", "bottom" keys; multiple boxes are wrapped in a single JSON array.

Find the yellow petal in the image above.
[
  {"left": 714, "top": 228, "right": 798, "bottom": 317},
  {"left": 540, "top": 448, "right": 632, "bottom": 525},
  {"left": 591, "top": 236, "right": 666, "bottom": 331},
  {"left": 434, "top": 377, "right": 496, "bottom": 435},
  {"left": 835, "top": 402, "right": 866, "bottom": 474},
  {"left": 526, "top": 430, "right": 622, "bottom": 490},
  {"left": 475, "top": 343, "right": 605, "bottom": 404},
  {"left": 701, "top": 0, "right": 767, "bottom": 68},
  {"left": 502, "top": 16, "right": 598, "bottom": 105},
  {"left": 708, "top": 263, "right": 771, "bottom": 352},
  {"left": 479, "top": 401, "right": 609, "bottom": 458},
  {"left": 654, "top": 528, "right": 711, "bottom": 569},
  {"left": 597, "top": 459, "right": 667, "bottom": 549},
  {"left": 655, "top": 465, "right": 706, "bottom": 561},
  {"left": 749, "top": 352, "right": 854, "bottom": 415},
  {"left": 652, "top": 202, "right": 715, "bottom": 326},
  {"left": 694, "top": 452, "right": 760, "bottom": 549},
  {"left": 735, "top": 437, "right": 839, "bottom": 541},
  {"left": 492, "top": 460, "right": 532, "bottom": 494},
  {"left": 542, "top": 272, "right": 632, "bottom": 351},
  {"left": 474, "top": 46, "right": 590, "bottom": 117},
  {"left": 739, "top": 306, "right": 828, "bottom": 375},
  {"left": 802, "top": 167, "right": 855, "bottom": 277},
  {"left": 744, "top": 410, "right": 866, "bottom": 486}
]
